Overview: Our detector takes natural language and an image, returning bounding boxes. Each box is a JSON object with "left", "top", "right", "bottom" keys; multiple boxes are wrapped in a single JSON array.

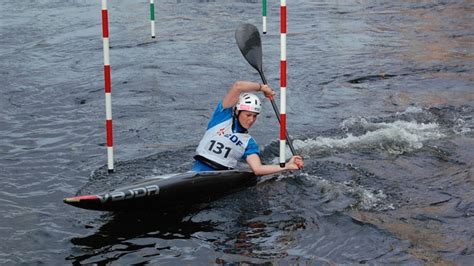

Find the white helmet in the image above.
[{"left": 236, "top": 93, "right": 262, "bottom": 114}]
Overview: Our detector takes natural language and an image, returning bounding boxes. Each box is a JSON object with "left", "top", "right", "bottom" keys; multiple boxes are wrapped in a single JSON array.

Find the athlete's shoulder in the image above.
[
  {"left": 208, "top": 101, "right": 233, "bottom": 129},
  {"left": 247, "top": 136, "right": 258, "bottom": 147},
  {"left": 243, "top": 137, "right": 259, "bottom": 159}
]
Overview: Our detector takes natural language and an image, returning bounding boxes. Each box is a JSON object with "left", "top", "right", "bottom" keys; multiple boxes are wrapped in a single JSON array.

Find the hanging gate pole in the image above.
[
  {"left": 150, "top": 0, "right": 156, "bottom": 38},
  {"left": 262, "top": 0, "right": 267, "bottom": 34},
  {"left": 279, "top": 0, "right": 287, "bottom": 167},
  {"left": 101, "top": 0, "right": 114, "bottom": 172}
]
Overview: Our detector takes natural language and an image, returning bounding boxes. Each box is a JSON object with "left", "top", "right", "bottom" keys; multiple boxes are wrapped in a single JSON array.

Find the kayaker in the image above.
[{"left": 192, "top": 81, "right": 304, "bottom": 175}]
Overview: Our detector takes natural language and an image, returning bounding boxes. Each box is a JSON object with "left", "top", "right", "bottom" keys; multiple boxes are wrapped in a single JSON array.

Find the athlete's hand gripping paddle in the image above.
[{"left": 235, "top": 23, "right": 296, "bottom": 157}]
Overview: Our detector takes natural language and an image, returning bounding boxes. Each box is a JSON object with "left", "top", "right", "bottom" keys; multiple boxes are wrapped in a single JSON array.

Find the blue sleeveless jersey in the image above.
[{"left": 194, "top": 101, "right": 259, "bottom": 171}]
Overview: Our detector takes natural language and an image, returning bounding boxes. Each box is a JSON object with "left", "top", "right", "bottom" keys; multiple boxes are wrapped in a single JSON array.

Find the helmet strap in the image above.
[{"left": 232, "top": 110, "right": 248, "bottom": 133}]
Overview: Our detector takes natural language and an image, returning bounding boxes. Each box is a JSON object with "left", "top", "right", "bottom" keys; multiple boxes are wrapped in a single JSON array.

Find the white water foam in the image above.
[
  {"left": 294, "top": 119, "right": 445, "bottom": 156},
  {"left": 301, "top": 173, "right": 394, "bottom": 212},
  {"left": 452, "top": 114, "right": 473, "bottom": 135},
  {"left": 395, "top": 106, "right": 424, "bottom": 115}
]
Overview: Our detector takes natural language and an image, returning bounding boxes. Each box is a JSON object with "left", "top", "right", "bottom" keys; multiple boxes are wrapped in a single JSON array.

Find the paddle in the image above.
[{"left": 235, "top": 23, "right": 296, "bottom": 157}]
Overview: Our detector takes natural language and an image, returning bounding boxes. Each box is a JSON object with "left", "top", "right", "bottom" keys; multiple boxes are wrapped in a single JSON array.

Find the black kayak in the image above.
[{"left": 63, "top": 170, "right": 257, "bottom": 212}]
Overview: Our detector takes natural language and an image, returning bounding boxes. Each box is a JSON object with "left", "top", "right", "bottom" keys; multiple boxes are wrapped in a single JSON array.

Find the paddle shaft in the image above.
[{"left": 258, "top": 71, "right": 296, "bottom": 156}]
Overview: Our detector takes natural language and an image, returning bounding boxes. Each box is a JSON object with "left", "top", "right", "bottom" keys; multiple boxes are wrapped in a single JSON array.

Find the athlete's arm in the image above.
[
  {"left": 246, "top": 154, "right": 304, "bottom": 176},
  {"left": 222, "top": 81, "right": 275, "bottom": 109}
]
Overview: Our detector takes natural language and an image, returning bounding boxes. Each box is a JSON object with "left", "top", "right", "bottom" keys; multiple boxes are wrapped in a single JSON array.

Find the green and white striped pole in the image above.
[
  {"left": 262, "top": 0, "right": 267, "bottom": 34},
  {"left": 150, "top": 0, "right": 156, "bottom": 38}
]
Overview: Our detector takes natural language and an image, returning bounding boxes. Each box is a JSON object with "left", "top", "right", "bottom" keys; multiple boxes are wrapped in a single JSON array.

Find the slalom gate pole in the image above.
[
  {"left": 150, "top": 0, "right": 156, "bottom": 38},
  {"left": 262, "top": 0, "right": 267, "bottom": 34},
  {"left": 101, "top": 0, "right": 114, "bottom": 173},
  {"left": 279, "top": 0, "right": 287, "bottom": 167}
]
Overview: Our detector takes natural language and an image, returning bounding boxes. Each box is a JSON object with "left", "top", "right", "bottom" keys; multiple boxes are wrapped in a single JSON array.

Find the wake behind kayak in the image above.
[{"left": 64, "top": 170, "right": 257, "bottom": 212}]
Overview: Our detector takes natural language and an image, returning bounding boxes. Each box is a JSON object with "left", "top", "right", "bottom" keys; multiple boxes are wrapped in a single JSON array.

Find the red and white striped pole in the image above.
[
  {"left": 279, "top": 0, "right": 287, "bottom": 168},
  {"left": 102, "top": 0, "right": 114, "bottom": 172}
]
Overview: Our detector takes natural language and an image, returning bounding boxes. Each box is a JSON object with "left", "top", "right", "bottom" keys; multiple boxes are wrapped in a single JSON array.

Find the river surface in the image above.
[{"left": 1, "top": 0, "right": 473, "bottom": 264}]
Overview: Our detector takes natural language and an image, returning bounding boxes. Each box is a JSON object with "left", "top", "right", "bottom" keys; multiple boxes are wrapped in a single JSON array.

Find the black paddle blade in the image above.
[{"left": 235, "top": 24, "right": 263, "bottom": 74}]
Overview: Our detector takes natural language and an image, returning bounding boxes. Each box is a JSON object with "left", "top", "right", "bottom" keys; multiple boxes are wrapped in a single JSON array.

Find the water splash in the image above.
[
  {"left": 300, "top": 173, "right": 394, "bottom": 212},
  {"left": 295, "top": 119, "right": 444, "bottom": 156}
]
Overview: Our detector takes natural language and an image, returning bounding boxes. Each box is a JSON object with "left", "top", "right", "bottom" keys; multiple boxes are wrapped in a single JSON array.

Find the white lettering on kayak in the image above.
[{"left": 99, "top": 185, "right": 160, "bottom": 203}]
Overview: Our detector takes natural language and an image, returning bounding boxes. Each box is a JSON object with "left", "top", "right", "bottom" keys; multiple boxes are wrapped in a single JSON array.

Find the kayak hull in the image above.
[{"left": 64, "top": 170, "right": 257, "bottom": 212}]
